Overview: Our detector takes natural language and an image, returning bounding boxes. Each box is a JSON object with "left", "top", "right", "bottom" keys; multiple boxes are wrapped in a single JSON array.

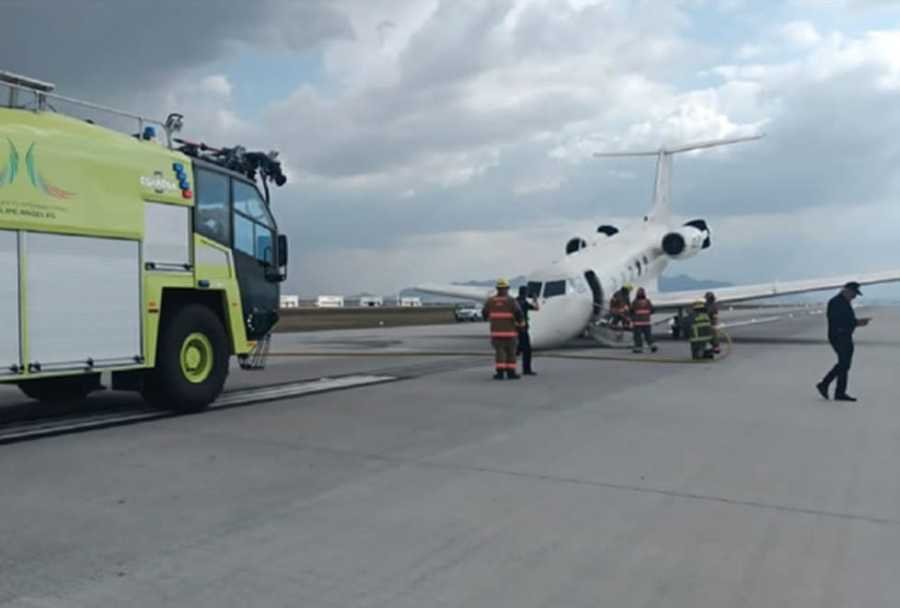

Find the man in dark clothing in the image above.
[
  {"left": 816, "top": 282, "right": 870, "bottom": 402},
  {"left": 516, "top": 285, "right": 540, "bottom": 376}
]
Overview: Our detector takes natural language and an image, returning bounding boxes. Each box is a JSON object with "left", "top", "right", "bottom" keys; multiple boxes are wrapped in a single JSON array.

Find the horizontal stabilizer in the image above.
[
  {"left": 414, "top": 283, "right": 492, "bottom": 302},
  {"left": 592, "top": 133, "right": 764, "bottom": 158},
  {"left": 593, "top": 133, "right": 764, "bottom": 224}
]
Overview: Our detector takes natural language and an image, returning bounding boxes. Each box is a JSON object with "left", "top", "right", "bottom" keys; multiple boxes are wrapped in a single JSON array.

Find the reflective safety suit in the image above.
[
  {"left": 609, "top": 296, "right": 630, "bottom": 330},
  {"left": 689, "top": 311, "right": 714, "bottom": 359},
  {"left": 631, "top": 296, "right": 655, "bottom": 351},
  {"left": 482, "top": 294, "right": 524, "bottom": 377},
  {"left": 705, "top": 300, "right": 720, "bottom": 351}
]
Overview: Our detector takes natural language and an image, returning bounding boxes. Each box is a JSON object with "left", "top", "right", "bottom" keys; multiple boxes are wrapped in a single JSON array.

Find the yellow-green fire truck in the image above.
[{"left": 0, "top": 72, "right": 288, "bottom": 411}]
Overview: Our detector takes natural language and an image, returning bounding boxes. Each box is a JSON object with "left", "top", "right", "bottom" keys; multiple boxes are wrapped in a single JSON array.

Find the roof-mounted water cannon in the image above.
[
  {"left": 165, "top": 113, "right": 184, "bottom": 134},
  {"left": 174, "top": 138, "right": 287, "bottom": 204}
]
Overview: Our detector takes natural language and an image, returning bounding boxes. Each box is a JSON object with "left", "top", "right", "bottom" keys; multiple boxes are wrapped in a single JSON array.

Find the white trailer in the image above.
[
  {"left": 279, "top": 295, "right": 300, "bottom": 309},
  {"left": 399, "top": 297, "right": 422, "bottom": 307},
  {"left": 359, "top": 296, "right": 383, "bottom": 307},
  {"left": 316, "top": 295, "right": 344, "bottom": 308}
]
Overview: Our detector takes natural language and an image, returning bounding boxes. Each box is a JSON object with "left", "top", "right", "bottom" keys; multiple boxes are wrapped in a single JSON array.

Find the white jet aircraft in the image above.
[{"left": 416, "top": 135, "right": 900, "bottom": 348}]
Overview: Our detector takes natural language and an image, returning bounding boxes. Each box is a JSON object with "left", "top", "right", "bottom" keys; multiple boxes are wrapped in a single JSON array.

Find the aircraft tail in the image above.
[{"left": 593, "top": 134, "right": 764, "bottom": 224}]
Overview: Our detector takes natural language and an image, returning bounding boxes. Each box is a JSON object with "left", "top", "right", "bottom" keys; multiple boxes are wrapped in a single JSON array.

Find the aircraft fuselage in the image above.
[{"left": 526, "top": 221, "right": 675, "bottom": 349}]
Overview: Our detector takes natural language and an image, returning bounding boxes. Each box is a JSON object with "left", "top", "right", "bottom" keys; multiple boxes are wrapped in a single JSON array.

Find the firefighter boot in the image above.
[
  {"left": 506, "top": 369, "right": 521, "bottom": 380},
  {"left": 493, "top": 371, "right": 505, "bottom": 380}
]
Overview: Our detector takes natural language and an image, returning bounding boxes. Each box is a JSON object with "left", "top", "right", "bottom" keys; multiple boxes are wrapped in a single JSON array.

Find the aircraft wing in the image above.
[
  {"left": 414, "top": 283, "right": 492, "bottom": 303},
  {"left": 651, "top": 269, "right": 900, "bottom": 310}
]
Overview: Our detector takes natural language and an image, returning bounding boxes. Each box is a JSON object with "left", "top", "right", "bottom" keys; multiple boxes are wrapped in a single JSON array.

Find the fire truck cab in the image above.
[{"left": 0, "top": 71, "right": 289, "bottom": 411}]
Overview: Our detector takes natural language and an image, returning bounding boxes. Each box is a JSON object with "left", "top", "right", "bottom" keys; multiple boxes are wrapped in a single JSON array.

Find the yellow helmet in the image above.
[
  {"left": 692, "top": 300, "right": 706, "bottom": 310},
  {"left": 496, "top": 277, "right": 510, "bottom": 289}
]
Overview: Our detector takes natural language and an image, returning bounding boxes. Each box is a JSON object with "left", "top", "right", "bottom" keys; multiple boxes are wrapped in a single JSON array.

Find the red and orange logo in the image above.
[{"left": 25, "top": 143, "right": 76, "bottom": 200}]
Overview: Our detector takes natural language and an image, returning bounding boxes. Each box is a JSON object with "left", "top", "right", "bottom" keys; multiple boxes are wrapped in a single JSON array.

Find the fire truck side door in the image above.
[{"left": 231, "top": 178, "right": 279, "bottom": 339}]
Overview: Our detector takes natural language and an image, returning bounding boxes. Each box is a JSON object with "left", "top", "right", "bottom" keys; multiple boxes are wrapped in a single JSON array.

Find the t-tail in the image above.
[{"left": 593, "top": 134, "right": 764, "bottom": 224}]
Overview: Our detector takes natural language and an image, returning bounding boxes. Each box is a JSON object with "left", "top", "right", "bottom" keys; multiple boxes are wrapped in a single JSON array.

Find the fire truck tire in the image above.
[
  {"left": 143, "top": 304, "right": 229, "bottom": 412},
  {"left": 18, "top": 373, "right": 101, "bottom": 404}
]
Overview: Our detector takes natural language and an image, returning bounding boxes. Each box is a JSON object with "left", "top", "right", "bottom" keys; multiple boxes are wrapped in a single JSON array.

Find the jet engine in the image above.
[
  {"left": 566, "top": 237, "right": 588, "bottom": 255},
  {"left": 660, "top": 220, "right": 711, "bottom": 260}
]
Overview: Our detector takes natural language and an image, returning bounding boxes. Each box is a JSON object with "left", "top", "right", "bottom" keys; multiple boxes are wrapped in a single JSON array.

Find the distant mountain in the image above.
[{"left": 658, "top": 274, "right": 733, "bottom": 292}]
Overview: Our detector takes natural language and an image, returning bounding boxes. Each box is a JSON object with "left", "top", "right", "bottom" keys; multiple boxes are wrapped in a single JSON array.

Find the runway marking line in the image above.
[{"left": 0, "top": 375, "right": 398, "bottom": 445}]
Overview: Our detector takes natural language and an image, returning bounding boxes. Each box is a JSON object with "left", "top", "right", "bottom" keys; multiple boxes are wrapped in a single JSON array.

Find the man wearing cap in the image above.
[
  {"left": 482, "top": 278, "right": 525, "bottom": 380},
  {"left": 816, "top": 282, "right": 871, "bottom": 402}
]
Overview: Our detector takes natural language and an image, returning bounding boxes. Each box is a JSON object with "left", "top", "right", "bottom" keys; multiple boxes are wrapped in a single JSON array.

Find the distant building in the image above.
[
  {"left": 315, "top": 295, "right": 345, "bottom": 308},
  {"left": 399, "top": 297, "right": 422, "bottom": 307},
  {"left": 359, "top": 296, "right": 383, "bottom": 307},
  {"left": 280, "top": 295, "right": 300, "bottom": 309}
]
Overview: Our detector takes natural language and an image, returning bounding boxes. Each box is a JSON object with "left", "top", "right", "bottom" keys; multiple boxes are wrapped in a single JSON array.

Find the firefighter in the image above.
[
  {"left": 482, "top": 278, "right": 525, "bottom": 380},
  {"left": 608, "top": 292, "right": 629, "bottom": 334},
  {"left": 705, "top": 291, "right": 721, "bottom": 354},
  {"left": 610, "top": 285, "right": 633, "bottom": 332},
  {"left": 620, "top": 284, "right": 633, "bottom": 307},
  {"left": 631, "top": 287, "right": 657, "bottom": 353},
  {"left": 688, "top": 300, "right": 714, "bottom": 360}
]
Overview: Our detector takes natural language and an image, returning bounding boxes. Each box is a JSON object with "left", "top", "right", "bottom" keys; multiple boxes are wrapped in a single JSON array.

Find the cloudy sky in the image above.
[{"left": 5, "top": 0, "right": 900, "bottom": 296}]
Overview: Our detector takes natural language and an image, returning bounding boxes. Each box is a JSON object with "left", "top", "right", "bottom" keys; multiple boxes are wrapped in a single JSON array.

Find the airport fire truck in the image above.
[{"left": 0, "top": 72, "right": 289, "bottom": 411}]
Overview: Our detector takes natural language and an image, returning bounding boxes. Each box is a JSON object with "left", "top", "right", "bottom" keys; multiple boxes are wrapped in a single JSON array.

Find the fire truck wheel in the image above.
[
  {"left": 143, "top": 304, "right": 229, "bottom": 412},
  {"left": 18, "top": 373, "right": 101, "bottom": 404}
]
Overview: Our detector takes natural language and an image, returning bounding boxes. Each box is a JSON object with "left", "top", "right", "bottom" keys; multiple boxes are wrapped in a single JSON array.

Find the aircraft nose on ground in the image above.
[{"left": 529, "top": 294, "right": 593, "bottom": 349}]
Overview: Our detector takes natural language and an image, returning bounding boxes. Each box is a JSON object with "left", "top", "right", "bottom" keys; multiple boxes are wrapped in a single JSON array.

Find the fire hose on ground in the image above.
[{"left": 265, "top": 331, "right": 732, "bottom": 366}]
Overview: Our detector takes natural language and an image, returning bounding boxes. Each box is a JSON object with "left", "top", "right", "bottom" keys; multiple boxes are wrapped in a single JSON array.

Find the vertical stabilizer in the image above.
[
  {"left": 593, "top": 134, "right": 763, "bottom": 224},
  {"left": 650, "top": 152, "right": 672, "bottom": 224}
]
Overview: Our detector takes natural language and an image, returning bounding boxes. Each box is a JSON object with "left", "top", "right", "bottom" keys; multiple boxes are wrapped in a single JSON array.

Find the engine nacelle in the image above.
[
  {"left": 661, "top": 225, "right": 709, "bottom": 260},
  {"left": 566, "top": 237, "right": 588, "bottom": 255}
]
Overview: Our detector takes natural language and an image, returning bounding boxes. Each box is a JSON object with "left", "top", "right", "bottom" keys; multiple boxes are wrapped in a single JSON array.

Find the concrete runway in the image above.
[{"left": 1, "top": 307, "right": 899, "bottom": 607}]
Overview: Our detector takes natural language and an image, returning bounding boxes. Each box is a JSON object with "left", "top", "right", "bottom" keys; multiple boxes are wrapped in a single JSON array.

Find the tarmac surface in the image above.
[{"left": 1, "top": 306, "right": 899, "bottom": 607}]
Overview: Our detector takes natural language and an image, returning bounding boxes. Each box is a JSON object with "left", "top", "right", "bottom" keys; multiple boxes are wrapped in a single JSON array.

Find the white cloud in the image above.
[
  {"left": 736, "top": 44, "right": 763, "bottom": 60},
  {"left": 10, "top": 0, "right": 900, "bottom": 294},
  {"left": 778, "top": 21, "right": 822, "bottom": 48},
  {"left": 268, "top": 5, "right": 900, "bottom": 293},
  {"left": 200, "top": 75, "right": 233, "bottom": 98}
]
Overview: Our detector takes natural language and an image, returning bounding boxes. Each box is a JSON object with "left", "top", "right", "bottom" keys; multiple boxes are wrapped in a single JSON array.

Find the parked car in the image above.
[{"left": 454, "top": 305, "right": 483, "bottom": 322}]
